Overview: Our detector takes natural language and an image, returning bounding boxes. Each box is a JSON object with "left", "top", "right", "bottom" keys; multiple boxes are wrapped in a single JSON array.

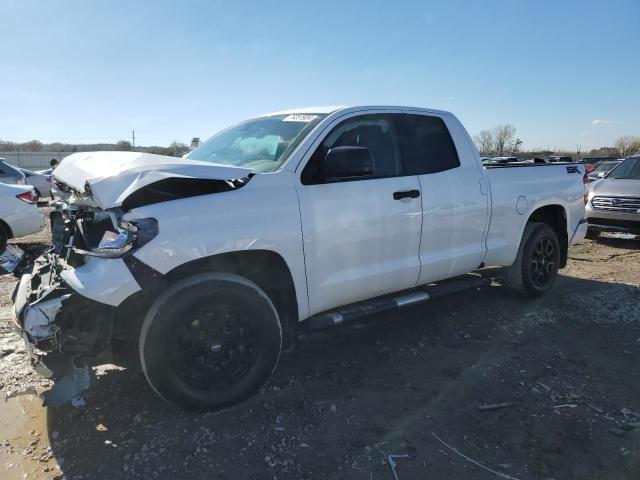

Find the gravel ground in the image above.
[{"left": 1, "top": 215, "right": 639, "bottom": 480}]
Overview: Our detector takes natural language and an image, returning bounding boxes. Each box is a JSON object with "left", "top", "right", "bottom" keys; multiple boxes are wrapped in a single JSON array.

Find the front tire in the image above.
[
  {"left": 139, "top": 272, "right": 282, "bottom": 411},
  {"left": 507, "top": 222, "right": 560, "bottom": 297}
]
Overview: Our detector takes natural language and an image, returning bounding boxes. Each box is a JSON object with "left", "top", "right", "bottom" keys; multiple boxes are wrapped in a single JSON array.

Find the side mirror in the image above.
[
  {"left": 320, "top": 146, "right": 374, "bottom": 179},
  {"left": 597, "top": 171, "right": 606, "bottom": 178}
]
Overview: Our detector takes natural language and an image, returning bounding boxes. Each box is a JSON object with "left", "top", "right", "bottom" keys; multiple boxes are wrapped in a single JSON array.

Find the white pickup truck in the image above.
[{"left": 10, "top": 106, "right": 587, "bottom": 410}]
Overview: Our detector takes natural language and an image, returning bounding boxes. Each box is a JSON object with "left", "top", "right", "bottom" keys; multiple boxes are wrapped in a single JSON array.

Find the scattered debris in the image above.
[
  {"left": 477, "top": 402, "right": 520, "bottom": 411},
  {"left": 535, "top": 381, "right": 551, "bottom": 391},
  {"left": 0, "top": 244, "right": 24, "bottom": 275},
  {"left": 431, "top": 433, "right": 521, "bottom": 480},
  {"left": 4, "top": 386, "right": 37, "bottom": 401},
  {"left": 387, "top": 454, "right": 409, "bottom": 480},
  {"left": 42, "top": 361, "right": 90, "bottom": 408},
  {"left": 587, "top": 404, "right": 604, "bottom": 414}
]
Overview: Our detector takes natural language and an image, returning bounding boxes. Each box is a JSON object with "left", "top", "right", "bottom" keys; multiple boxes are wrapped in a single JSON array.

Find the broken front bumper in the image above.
[{"left": 11, "top": 253, "right": 138, "bottom": 405}]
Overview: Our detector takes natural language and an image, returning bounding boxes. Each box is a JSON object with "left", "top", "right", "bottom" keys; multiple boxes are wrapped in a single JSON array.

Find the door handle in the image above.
[{"left": 393, "top": 189, "right": 420, "bottom": 200}]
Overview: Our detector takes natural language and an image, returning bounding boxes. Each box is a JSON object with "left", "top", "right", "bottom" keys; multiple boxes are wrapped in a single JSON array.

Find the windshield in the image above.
[
  {"left": 185, "top": 113, "right": 327, "bottom": 173},
  {"left": 607, "top": 157, "right": 640, "bottom": 180}
]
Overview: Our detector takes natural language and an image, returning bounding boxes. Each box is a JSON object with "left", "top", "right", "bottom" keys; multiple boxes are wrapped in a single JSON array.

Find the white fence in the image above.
[{"left": 0, "top": 152, "right": 74, "bottom": 170}]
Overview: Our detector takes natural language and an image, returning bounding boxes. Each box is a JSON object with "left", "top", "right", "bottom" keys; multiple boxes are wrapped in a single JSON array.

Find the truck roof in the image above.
[{"left": 261, "top": 105, "right": 453, "bottom": 117}]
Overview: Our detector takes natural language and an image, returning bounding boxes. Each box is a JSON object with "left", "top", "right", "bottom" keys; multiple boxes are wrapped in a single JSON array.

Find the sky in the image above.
[{"left": 1, "top": 0, "right": 639, "bottom": 151}]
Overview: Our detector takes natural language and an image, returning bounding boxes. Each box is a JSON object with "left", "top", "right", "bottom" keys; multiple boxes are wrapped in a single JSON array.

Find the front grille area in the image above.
[{"left": 591, "top": 196, "right": 640, "bottom": 213}]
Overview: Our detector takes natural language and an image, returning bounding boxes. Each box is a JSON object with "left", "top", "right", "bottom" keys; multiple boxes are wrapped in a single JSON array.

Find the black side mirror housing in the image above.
[{"left": 320, "top": 146, "right": 374, "bottom": 179}]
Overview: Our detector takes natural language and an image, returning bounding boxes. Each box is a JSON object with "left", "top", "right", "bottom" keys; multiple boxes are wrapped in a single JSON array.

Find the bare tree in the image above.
[
  {"left": 614, "top": 136, "right": 640, "bottom": 158},
  {"left": 493, "top": 125, "right": 516, "bottom": 156},
  {"left": 474, "top": 130, "right": 495, "bottom": 155},
  {"left": 509, "top": 138, "right": 523, "bottom": 156}
]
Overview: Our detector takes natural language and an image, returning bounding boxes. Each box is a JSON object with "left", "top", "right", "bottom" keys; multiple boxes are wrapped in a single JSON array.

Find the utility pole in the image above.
[
  {"left": 576, "top": 144, "right": 581, "bottom": 160},
  {"left": 132, "top": 130, "right": 135, "bottom": 149}
]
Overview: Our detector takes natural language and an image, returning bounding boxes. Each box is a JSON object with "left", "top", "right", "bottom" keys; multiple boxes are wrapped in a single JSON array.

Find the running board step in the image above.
[{"left": 303, "top": 275, "right": 485, "bottom": 331}]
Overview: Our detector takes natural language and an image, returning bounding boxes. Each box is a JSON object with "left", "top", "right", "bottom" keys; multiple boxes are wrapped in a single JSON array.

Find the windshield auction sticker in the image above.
[{"left": 283, "top": 114, "right": 319, "bottom": 122}]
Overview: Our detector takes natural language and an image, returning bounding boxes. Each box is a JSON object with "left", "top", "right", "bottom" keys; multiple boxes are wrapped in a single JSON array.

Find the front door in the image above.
[{"left": 296, "top": 114, "right": 422, "bottom": 316}]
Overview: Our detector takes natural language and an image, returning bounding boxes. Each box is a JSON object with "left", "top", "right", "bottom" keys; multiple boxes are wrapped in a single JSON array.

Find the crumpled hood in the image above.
[
  {"left": 590, "top": 178, "right": 640, "bottom": 197},
  {"left": 53, "top": 151, "right": 252, "bottom": 209}
]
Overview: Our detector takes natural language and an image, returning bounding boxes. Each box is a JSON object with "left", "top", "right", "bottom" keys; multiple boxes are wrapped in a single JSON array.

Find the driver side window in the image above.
[{"left": 302, "top": 115, "right": 400, "bottom": 184}]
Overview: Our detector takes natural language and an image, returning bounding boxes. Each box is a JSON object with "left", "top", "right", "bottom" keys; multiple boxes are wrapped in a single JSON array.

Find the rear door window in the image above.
[{"left": 395, "top": 114, "right": 460, "bottom": 175}]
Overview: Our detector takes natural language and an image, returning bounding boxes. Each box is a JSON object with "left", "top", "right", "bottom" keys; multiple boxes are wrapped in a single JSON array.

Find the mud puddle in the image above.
[{"left": 1, "top": 394, "right": 62, "bottom": 479}]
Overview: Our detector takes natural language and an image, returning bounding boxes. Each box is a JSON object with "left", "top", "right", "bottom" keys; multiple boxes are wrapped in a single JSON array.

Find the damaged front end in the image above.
[
  {"left": 12, "top": 193, "right": 160, "bottom": 406},
  {"left": 10, "top": 152, "right": 253, "bottom": 406},
  {"left": 12, "top": 211, "right": 143, "bottom": 406}
]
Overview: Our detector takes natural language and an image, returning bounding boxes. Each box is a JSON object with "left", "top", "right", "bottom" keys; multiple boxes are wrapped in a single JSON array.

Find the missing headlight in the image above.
[{"left": 75, "top": 218, "right": 158, "bottom": 258}]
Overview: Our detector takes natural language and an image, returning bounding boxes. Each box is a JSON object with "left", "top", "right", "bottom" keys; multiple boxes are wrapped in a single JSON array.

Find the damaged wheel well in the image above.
[{"left": 527, "top": 204, "right": 568, "bottom": 268}]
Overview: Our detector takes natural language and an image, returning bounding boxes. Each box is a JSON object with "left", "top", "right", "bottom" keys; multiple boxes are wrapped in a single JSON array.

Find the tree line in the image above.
[
  {"left": 474, "top": 126, "right": 640, "bottom": 159},
  {"left": 0, "top": 139, "right": 191, "bottom": 157}
]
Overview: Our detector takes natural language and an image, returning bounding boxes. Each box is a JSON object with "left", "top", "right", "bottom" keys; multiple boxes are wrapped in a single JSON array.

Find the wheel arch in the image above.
[
  {"left": 525, "top": 204, "right": 568, "bottom": 268},
  {"left": 157, "top": 250, "right": 299, "bottom": 330}
]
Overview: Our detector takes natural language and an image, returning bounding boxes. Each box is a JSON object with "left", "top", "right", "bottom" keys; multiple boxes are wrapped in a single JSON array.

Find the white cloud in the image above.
[
  {"left": 590, "top": 119, "right": 613, "bottom": 126},
  {"left": 580, "top": 131, "right": 589, "bottom": 137}
]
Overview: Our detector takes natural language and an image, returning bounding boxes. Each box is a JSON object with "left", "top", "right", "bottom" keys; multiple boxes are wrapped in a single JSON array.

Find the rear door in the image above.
[
  {"left": 297, "top": 113, "right": 423, "bottom": 315},
  {"left": 394, "top": 112, "right": 488, "bottom": 284}
]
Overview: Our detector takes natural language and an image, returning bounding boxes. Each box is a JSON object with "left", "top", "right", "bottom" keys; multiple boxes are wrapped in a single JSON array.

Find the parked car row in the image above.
[
  {"left": 0, "top": 158, "right": 53, "bottom": 198},
  {"left": 481, "top": 156, "right": 574, "bottom": 166},
  {"left": 0, "top": 159, "right": 49, "bottom": 258}
]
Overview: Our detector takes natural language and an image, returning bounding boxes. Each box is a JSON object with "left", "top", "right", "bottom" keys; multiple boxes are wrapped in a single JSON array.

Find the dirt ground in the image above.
[{"left": 1, "top": 213, "right": 639, "bottom": 480}]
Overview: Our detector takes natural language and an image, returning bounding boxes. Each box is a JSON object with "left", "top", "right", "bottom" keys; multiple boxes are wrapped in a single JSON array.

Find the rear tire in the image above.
[
  {"left": 139, "top": 272, "right": 282, "bottom": 411},
  {"left": 507, "top": 222, "right": 560, "bottom": 297}
]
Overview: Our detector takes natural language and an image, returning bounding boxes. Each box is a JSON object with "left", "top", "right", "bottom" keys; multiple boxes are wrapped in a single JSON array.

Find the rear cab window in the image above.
[{"left": 394, "top": 114, "right": 460, "bottom": 175}]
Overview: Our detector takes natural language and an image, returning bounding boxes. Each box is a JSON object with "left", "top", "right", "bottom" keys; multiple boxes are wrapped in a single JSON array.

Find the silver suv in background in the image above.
[
  {"left": 0, "top": 159, "right": 26, "bottom": 185},
  {"left": 586, "top": 153, "right": 640, "bottom": 237}
]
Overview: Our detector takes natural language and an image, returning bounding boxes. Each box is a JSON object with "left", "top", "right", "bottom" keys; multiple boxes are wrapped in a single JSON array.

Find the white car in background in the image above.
[
  {"left": 0, "top": 183, "right": 44, "bottom": 253},
  {"left": 18, "top": 168, "right": 53, "bottom": 199}
]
